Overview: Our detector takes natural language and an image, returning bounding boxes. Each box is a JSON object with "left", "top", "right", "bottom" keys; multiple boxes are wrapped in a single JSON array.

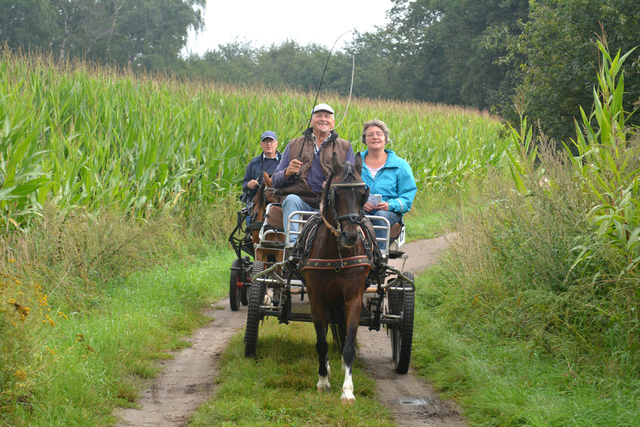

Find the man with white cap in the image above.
[
  {"left": 272, "top": 103, "right": 355, "bottom": 243},
  {"left": 241, "top": 130, "right": 281, "bottom": 204}
]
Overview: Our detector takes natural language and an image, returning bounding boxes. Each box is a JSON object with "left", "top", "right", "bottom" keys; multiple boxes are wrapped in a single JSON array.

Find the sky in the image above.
[{"left": 182, "top": 0, "right": 395, "bottom": 56}]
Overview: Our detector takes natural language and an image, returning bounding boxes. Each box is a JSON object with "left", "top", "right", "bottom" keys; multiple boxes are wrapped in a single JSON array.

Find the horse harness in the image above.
[{"left": 291, "top": 164, "right": 381, "bottom": 273}]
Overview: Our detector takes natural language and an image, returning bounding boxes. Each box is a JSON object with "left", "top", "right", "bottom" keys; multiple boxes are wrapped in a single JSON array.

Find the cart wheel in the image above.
[
  {"left": 240, "top": 256, "right": 251, "bottom": 306},
  {"left": 390, "top": 272, "right": 414, "bottom": 374},
  {"left": 244, "top": 261, "right": 265, "bottom": 357},
  {"left": 229, "top": 258, "right": 242, "bottom": 311}
]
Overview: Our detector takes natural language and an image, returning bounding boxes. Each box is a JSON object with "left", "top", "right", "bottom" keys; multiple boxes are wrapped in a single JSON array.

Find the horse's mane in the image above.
[{"left": 252, "top": 180, "right": 267, "bottom": 215}]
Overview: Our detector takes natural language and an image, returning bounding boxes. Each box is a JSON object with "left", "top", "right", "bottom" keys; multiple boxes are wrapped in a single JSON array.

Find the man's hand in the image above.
[
  {"left": 247, "top": 179, "right": 259, "bottom": 189},
  {"left": 285, "top": 159, "right": 303, "bottom": 179}
]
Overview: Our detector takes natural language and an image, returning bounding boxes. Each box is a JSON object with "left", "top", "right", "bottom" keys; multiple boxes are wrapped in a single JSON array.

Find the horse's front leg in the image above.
[
  {"left": 340, "top": 296, "right": 363, "bottom": 404},
  {"left": 313, "top": 318, "right": 331, "bottom": 394}
]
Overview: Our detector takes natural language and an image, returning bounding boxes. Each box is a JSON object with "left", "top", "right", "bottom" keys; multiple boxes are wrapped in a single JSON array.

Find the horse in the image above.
[
  {"left": 250, "top": 172, "right": 285, "bottom": 265},
  {"left": 298, "top": 152, "right": 377, "bottom": 404}
]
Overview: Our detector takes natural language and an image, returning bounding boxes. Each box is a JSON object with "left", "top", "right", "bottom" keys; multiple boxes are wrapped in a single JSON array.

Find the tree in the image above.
[
  {"left": 0, "top": 0, "right": 205, "bottom": 70},
  {"left": 505, "top": 0, "right": 640, "bottom": 144},
  {"left": 0, "top": 0, "right": 58, "bottom": 51},
  {"left": 380, "top": 0, "right": 529, "bottom": 109}
]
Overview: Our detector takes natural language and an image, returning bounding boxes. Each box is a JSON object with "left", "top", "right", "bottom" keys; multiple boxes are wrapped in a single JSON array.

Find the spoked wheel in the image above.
[
  {"left": 244, "top": 261, "right": 265, "bottom": 357},
  {"left": 240, "top": 256, "right": 251, "bottom": 306},
  {"left": 389, "top": 272, "right": 415, "bottom": 374},
  {"left": 229, "top": 258, "right": 242, "bottom": 311}
]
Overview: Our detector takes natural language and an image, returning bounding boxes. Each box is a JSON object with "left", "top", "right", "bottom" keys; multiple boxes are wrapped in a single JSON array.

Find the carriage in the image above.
[
  {"left": 246, "top": 209, "right": 415, "bottom": 374},
  {"left": 229, "top": 156, "right": 416, "bottom": 402}
]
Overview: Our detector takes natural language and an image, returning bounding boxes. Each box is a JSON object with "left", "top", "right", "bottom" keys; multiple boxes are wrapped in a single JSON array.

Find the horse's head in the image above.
[
  {"left": 262, "top": 172, "right": 283, "bottom": 206},
  {"left": 322, "top": 152, "right": 370, "bottom": 248},
  {"left": 251, "top": 172, "right": 282, "bottom": 217}
]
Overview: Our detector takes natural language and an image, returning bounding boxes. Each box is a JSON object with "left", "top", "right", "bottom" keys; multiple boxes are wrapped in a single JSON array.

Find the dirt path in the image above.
[
  {"left": 113, "top": 301, "right": 246, "bottom": 427},
  {"left": 113, "top": 235, "right": 466, "bottom": 427},
  {"left": 357, "top": 236, "right": 467, "bottom": 426}
]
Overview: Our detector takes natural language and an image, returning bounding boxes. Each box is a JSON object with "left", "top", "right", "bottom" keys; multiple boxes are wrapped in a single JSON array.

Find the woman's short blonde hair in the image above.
[{"left": 361, "top": 119, "right": 391, "bottom": 145}]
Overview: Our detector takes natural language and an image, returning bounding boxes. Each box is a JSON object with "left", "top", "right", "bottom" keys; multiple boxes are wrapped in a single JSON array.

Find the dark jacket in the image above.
[
  {"left": 241, "top": 151, "right": 281, "bottom": 201},
  {"left": 272, "top": 129, "right": 354, "bottom": 208}
]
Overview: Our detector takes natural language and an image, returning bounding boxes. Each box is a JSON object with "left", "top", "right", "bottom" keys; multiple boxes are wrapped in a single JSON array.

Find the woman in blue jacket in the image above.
[{"left": 359, "top": 119, "right": 417, "bottom": 249}]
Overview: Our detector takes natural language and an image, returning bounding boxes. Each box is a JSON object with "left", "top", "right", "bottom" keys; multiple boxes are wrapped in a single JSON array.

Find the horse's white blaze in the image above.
[{"left": 340, "top": 366, "right": 355, "bottom": 403}]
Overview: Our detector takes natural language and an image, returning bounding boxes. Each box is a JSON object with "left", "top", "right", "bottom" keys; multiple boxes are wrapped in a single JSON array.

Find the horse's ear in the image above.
[
  {"left": 355, "top": 152, "right": 363, "bottom": 174},
  {"left": 332, "top": 152, "right": 342, "bottom": 174},
  {"left": 263, "top": 171, "right": 271, "bottom": 186}
]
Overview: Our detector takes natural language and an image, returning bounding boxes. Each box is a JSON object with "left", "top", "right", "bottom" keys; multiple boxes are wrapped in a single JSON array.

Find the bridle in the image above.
[{"left": 321, "top": 163, "right": 369, "bottom": 238}]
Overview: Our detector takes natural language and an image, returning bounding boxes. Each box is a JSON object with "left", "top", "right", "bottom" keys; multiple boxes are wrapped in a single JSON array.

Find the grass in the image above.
[
  {"left": 411, "top": 265, "right": 640, "bottom": 426},
  {"left": 191, "top": 319, "right": 395, "bottom": 427},
  {"left": 1, "top": 249, "right": 235, "bottom": 426}
]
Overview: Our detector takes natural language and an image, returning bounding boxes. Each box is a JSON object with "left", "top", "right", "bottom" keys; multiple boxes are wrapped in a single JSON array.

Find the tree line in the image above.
[{"left": 2, "top": 0, "right": 638, "bottom": 143}]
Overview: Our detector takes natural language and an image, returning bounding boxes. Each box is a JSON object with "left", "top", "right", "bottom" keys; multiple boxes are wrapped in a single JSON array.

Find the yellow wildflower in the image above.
[
  {"left": 57, "top": 311, "right": 68, "bottom": 320},
  {"left": 14, "top": 370, "right": 26, "bottom": 381}
]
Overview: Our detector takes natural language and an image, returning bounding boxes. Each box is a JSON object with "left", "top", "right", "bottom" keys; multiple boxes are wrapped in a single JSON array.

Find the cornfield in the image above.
[{"left": 0, "top": 49, "right": 507, "bottom": 229}]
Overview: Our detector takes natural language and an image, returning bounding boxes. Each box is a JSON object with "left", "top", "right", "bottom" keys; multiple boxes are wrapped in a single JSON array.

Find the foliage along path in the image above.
[{"left": 113, "top": 236, "right": 466, "bottom": 426}]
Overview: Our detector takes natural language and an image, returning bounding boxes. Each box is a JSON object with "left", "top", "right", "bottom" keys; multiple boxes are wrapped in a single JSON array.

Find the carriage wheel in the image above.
[
  {"left": 244, "top": 261, "right": 266, "bottom": 357},
  {"left": 229, "top": 258, "right": 242, "bottom": 311},
  {"left": 390, "top": 272, "right": 415, "bottom": 374},
  {"left": 240, "top": 256, "right": 251, "bottom": 306}
]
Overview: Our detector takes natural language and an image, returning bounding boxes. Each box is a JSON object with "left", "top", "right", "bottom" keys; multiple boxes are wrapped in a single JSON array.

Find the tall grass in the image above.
[
  {"left": 409, "top": 42, "right": 640, "bottom": 425},
  {"left": 0, "top": 48, "right": 506, "bottom": 230}
]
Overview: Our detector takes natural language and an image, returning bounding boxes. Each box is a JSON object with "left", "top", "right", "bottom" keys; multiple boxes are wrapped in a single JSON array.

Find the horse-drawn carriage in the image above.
[{"left": 229, "top": 155, "right": 416, "bottom": 403}]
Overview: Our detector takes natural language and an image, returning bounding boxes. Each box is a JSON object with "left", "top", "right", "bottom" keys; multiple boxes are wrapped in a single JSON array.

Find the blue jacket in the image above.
[{"left": 359, "top": 149, "right": 417, "bottom": 214}]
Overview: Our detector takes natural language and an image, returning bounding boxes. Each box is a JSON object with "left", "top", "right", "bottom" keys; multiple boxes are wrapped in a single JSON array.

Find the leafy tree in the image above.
[
  {"left": 380, "top": 0, "right": 529, "bottom": 109},
  {"left": 1, "top": 0, "right": 204, "bottom": 69},
  {"left": 505, "top": 0, "right": 640, "bottom": 144},
  {"left": 0, "top": 0, "right": 58, "bottom": 50}
]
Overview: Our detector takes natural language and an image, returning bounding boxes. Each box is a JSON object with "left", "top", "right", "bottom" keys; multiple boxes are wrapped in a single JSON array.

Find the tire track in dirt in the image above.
[
  {"left": 357, "top": 235, "right": 467, "bottom": 426},
  {"left": 113, "top": 300, "right": 246, "bottom": 427}
]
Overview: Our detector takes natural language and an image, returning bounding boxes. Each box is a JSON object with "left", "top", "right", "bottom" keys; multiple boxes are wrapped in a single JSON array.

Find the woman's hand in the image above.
[{"left": 364, "top": 201, "right": 389, "bottom": 212}]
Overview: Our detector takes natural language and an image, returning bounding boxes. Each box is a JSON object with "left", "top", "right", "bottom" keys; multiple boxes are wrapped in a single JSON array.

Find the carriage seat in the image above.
[
  {"left": 258, "top": 204, "right": 286, "bottom": 249},
  {"left": 265, "top": 204, "right": 284, "bottom": 230}
]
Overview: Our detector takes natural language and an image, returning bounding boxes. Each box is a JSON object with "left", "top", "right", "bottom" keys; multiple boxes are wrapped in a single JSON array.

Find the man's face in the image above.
[
  {"left": 260, "top": 138, "right": 278, "bottom": 157},
  {"left": 310, "top": 111, "right": 335, "bottom": 134}
]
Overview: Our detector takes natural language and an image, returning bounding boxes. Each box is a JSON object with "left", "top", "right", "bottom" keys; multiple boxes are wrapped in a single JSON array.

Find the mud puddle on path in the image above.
[{"left": 113, "top": 235, "right": 466, "bottom": 426}]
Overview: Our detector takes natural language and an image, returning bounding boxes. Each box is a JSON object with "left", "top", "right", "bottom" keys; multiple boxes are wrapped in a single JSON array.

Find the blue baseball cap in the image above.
[{"left": 260, "top": 131, "right": 277, "bottom": 141}]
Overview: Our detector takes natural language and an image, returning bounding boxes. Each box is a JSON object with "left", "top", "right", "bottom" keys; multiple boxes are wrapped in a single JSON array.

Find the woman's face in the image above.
[{"left": 365, "top": 125, "right": 386, "bottom": 150}]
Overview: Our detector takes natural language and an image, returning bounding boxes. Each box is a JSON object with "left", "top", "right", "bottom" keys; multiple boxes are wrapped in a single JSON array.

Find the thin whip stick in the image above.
[
  {"left": 335, "top": 53, "right": 355, "bottom": 129},
  {"left": 297, "top": 30, "right": 355, "bottom": 159}
]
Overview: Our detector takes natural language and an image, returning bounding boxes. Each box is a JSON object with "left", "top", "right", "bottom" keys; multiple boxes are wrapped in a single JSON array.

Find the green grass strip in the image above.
[
  {"left": 411, "top": 266, "right": 640, "bottom": 427},
  {"left": 5, "top": 250, "right": 234, "bottom": 426},
  {"left": 192, "top": 319, "right": 395, "bottom": 426}
]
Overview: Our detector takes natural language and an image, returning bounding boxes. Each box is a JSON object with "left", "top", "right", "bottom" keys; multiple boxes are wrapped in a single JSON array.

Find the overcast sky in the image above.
[{"left": 182, "top": 0, "right": 394, "bottom": 56}]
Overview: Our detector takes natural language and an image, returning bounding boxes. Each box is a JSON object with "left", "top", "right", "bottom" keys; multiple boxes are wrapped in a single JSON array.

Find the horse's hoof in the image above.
[
  {"left": 340, "top": 395, "right": 355, "bottom": 405},
  {"left": 317, "top": 385, "right": 331, "bottom": 394}
]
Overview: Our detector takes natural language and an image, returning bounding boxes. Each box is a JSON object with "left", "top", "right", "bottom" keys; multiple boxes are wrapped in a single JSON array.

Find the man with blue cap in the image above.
[
  {"left": 241, "top": 130, "right": 281, "bottom": 204},
  {"left": 272, "top": 103, "right": 355, "bottom": 243}
]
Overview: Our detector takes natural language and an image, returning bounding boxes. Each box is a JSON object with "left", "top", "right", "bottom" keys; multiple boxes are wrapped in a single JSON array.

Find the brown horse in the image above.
[
  {"left": 299, "top": 152, "right": 374, "bottom": 404},
  {"left": 250, "top": 172, "right": 284, "bottom": 265}
]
